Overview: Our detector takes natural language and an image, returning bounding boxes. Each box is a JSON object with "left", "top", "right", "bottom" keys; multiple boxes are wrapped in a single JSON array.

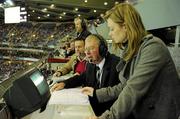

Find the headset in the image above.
[
  {"left": 80, "top": 18, "right": 87, "bottom": 30},
  {"left": 91, "top": 34, "right": 108, "bottom": 58}
]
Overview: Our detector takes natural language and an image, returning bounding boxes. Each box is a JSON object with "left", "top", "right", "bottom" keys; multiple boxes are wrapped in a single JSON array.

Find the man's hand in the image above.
[
  {"left": 81, "top": 87, "right": 94, "bottom": 97},
  {"left": 51, "top": 82, "right": 65, "bottom": 92},
  {"left": 74, "top": 72, "right": 80, "bottom": 76},
  {"left": 53, "top": 71, "right": 62, "bottom": 77}
]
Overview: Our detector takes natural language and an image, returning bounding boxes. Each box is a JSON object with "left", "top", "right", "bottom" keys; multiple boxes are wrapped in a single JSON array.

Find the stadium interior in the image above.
[{"left": 0, "top": 0, "right": 180, "bottom": 119}]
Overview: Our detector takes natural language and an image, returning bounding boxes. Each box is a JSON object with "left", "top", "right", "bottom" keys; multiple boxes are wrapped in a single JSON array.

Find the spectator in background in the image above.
[
  {"left": 64, "top": 42, "right": 70, "bottom": 53},
  {"left": 53, "top": 38, "right": 86, "bottom": 77},
  {"left": 82, "top": 3, "right": 180, "bottom": 119},
  {"left": 74, "top": 17, "right": 91, "bottom": 39},
  {"left": 65, "top": 39, "right": 75, "bottom": 58},
  {"left": 51, "top": 34, "right": 120, "bottom": 116}
]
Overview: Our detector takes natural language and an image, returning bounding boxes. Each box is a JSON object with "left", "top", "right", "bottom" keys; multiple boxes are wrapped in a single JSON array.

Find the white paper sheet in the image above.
[{"left": 48, "top": 88, "right": 89, "bottom": 105}]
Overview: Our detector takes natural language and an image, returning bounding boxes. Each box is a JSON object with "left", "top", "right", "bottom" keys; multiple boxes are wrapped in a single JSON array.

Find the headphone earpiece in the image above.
[
  {"left": 80, "top": 18, "right": 86, "bottom": 30},
  {"left": 92, "top": 34, "right": 108, "bottom": 58}
]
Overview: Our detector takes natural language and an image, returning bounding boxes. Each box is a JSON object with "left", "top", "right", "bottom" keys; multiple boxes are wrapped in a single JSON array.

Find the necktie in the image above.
[{"left": 96, "top": 66, "right": 101, "bottom": 88}]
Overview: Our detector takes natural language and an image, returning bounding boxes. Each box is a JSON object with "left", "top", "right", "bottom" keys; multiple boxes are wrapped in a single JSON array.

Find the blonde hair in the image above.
[{"left": 104, "top": 3, "right": 147, "bottom": 61}]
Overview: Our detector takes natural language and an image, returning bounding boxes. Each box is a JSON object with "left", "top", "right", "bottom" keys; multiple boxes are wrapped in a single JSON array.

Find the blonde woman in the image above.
[{"left": 82, "top": 3, "right": 180, "bottom": 119}]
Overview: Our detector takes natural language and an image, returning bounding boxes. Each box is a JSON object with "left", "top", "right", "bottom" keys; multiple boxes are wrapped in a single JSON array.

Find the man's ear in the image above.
[{"left": 122, "top": 23, "right": 127, "bottom": 31}]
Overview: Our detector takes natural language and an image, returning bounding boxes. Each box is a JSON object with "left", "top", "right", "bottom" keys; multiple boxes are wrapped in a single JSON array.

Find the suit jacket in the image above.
[
  {"left": 95, "top": 35, "right": 180, "bottom": 119},
  {"left": 57, "top": 54, "right": 81, "bottom": 75},
  {"left": 63, "top": 52, "right": 120, "bottom": 116}
]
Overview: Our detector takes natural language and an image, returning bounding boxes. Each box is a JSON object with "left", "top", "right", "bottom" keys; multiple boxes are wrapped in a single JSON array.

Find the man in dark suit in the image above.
[
  {"left": 74, "top": 17, "right": 91, "bottom": 40},
  {"left": 51, "top": 34, "right": 120, "bottom": 116}
]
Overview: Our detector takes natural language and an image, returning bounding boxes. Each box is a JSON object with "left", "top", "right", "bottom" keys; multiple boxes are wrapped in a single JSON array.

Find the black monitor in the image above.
[{"left": 3, "top": 67, "right": 51, "bottom": 118}]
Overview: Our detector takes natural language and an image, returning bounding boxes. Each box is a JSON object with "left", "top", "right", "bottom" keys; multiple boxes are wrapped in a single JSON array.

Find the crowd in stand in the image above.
[
  {"left": 1, "top": 50, "right": 47, "bottom": 59},
  {"left": 0, "top": 22, "right": 75, "bottom": 47},
  {"left": 0, "top": 60, "right": 29, "bottom": 83}
]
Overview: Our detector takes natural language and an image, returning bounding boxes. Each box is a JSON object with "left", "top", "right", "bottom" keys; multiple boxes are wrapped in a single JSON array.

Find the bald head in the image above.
[
  {"left": 85, "top": 34, "right": 104, "bottom": 64},
  {"left": 85, "top": 35, "right": 100, "bottom": 46}
]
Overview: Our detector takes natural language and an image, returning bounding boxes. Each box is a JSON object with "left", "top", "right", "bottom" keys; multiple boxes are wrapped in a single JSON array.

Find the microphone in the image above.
[
  {"left": 84, "top": 56, "right": 93, "bottom": 63},
  {"left": 89, "top": 59, "right": 93, "bottom": 63}
]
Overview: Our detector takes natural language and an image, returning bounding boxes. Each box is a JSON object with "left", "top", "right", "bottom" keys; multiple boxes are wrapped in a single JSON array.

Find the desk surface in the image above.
[
  {"left": 22, "top": 87, "right": 94, "bottom": 119},
  {"left": 23, "top": 74, "right": 95, "bottom": 119},
  {"left": 22, "top": 104, "right": 94, "bottom": 119}
]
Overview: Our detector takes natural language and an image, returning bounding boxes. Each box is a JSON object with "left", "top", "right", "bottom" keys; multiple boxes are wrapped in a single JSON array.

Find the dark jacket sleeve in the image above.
[{"left": 63, "top": 72, "right": 86, "bottom": 88}]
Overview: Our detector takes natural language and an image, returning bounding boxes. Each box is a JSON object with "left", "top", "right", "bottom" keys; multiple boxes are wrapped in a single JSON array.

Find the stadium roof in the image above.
[{"left": 0, "top": 0, "right": 125, "bottom": 23}]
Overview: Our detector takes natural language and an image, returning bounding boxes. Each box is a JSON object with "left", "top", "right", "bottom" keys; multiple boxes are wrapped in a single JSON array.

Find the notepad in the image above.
[{"left": 48, "top": 88, "right": 89, "bottom": 105}]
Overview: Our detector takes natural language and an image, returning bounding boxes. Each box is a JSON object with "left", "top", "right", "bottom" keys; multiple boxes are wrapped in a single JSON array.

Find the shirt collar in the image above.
[
  {"left": 96, "top": 58, "right": 105, "bottom": 71},
  {"left": 76, "top": 53, "right": 86, "bottom": 61}
]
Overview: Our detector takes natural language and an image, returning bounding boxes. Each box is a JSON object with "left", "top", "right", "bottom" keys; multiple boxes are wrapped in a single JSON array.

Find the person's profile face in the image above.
[
  {"left": 85, "top": 37, "right": 102, "bottom": 64},
  {"left": 70, "top": 42, "right": 75, "bottom": 50},
  {"left": 74, "top": 19, "right": 83, "bottom": 33},
  {"left": 107, "top": 18, "right": 127, "bottom": 44}
]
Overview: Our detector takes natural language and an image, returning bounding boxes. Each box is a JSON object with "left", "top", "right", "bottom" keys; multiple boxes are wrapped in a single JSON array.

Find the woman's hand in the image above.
[{"left": 82, "top": 87, "right": 94, "bottom": 97}]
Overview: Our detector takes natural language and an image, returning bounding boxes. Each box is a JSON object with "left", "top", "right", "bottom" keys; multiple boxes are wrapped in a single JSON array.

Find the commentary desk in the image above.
[
  {"left": 23, "top": 104, "right": 94, "bottom": 119},
  {"left": 23, "top": 75, "right": 95, "bottom": 119}
]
